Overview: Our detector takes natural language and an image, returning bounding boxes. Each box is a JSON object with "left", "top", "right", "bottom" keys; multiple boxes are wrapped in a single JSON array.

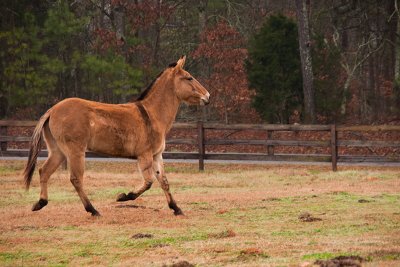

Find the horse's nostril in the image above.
[{"left": 201, "top": 94, "right": 210, "bottom": 106}]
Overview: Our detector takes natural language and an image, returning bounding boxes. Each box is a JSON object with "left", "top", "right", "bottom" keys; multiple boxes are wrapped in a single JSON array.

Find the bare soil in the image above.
[{"left": 315, "top": 255, "right": 365, "bottom": 267}]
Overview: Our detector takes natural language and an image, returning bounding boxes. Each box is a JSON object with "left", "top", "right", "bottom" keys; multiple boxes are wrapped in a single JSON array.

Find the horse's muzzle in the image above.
[
  {"left": 201, "top": 93, "right": 210, "bottom": 105},
  {"left": 202, "top": 98, "right": 210, "bottom": 105}
]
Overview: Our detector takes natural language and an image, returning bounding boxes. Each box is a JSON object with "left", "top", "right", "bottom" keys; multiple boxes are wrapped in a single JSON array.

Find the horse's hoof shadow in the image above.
[
  {"left": 114, "top": 204, "right": 160, "bottom": 212},
  {"left": 115, "top": 204, "right": 143, "bottom": 209}
]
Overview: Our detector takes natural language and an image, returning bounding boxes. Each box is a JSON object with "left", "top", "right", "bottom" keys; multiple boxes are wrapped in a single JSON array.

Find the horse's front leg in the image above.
[
  {"left": 116, "top": 154, "right": 154, "bottom": 202},
  {"left": 153, "top": 153, "right": 183, "bottom": 216}
]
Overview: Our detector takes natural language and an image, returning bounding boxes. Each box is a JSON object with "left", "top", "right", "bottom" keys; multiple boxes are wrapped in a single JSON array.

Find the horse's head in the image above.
[{"left": 171, "top": 56, "right": 210, "bottom": 106}]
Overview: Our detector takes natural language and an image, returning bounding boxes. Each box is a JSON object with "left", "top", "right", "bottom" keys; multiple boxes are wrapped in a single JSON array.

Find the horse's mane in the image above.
[{"left": 135, "top": 62, "right": 178, "bottom": 101}]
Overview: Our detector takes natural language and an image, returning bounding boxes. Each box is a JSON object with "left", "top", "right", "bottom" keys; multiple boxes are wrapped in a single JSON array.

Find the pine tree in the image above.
[{"left": 246, "top": 15, "right": 302, "bottom": 123}]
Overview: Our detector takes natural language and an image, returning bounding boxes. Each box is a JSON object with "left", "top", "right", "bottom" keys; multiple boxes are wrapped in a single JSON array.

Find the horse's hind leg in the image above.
[
  {"left": 67, "top": 150, "right": 100, "bottom": 216},
  {"left": 32, "top": 150, "right": 65, "bottom": 211},
  {"left": 32, "top": 126, "right": 66, "bottom": 211}
]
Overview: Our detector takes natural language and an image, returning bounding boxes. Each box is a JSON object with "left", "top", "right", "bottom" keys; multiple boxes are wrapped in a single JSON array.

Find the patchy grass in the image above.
[{"left": 0, "top": 160, "right": 399, "bottom": 266}]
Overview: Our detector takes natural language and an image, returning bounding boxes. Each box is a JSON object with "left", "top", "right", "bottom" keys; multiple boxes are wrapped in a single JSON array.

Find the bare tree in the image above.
[
  {"left": 295, "top": 0, "right": 316, "bottom": 123},
  {"left": 325, "top": 0, "right": 396, "bottom": 121}
]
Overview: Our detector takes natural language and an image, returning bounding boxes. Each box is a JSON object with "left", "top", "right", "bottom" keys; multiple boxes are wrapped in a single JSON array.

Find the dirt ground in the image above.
[{"left": 0, "top": 160, "right": 399, "bottom": 266}]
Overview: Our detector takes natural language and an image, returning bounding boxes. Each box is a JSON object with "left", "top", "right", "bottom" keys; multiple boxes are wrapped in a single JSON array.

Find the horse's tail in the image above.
[{"left": 23, "top": 110, "right": 51, "bottom": 190}]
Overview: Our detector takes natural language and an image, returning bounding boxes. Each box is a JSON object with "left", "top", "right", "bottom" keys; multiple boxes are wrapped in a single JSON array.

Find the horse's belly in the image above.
[
  {"left": 88, "top": 138, "right": 133, "bottom": 157},
  {"left": 87, "top": 125, "right": 136, "bottom": 157}
]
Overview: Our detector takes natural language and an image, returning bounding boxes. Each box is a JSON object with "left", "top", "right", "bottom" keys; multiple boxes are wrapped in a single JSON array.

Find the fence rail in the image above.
[{"left": 1, "top": 120, "right": 399, "bottom": 171}]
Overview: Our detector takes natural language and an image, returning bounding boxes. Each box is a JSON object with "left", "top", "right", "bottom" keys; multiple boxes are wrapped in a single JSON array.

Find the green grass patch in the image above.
[
  {"left": 89, "top": 187, "right": 130, "bottom": 200},
  {"left": 371, "top": 251, "right": 400, "bottom": 261},
  {"left": 121, "top": 231, "right": 209, "bottom": 249},
  {"left": 0, "top": 251, "right": 32, "bottom": 263},
  {"left": 0, "top": 163, "right": 24, "bottom": 175},
  {"left": 74, "top": 242, "right": 104, "bottom": 257},
  {"left": 302, "top": 252, "right": 336, "bottom": 260}
]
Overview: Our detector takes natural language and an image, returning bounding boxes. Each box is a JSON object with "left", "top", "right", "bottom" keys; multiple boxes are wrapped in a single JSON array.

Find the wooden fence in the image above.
[{"left": 1, "top": 120, "right": 399, "bottom": 171}]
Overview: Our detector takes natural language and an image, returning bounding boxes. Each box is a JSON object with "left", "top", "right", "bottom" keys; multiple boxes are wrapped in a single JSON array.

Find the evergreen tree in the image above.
[
  {"left": 0, "top": 12, "right": 56, "bottom": 115},
  {"left": 0, "top": 1, "right": 143, "bottom": 118},
  {"left": 43, "top": 1, "right": 142, "bottom": 103},
  {"left": 246, "top": 14, "right": 302, "bottom": 123},
  {"left": 312, "top": 33, "right": 343, "bottom": 122}
]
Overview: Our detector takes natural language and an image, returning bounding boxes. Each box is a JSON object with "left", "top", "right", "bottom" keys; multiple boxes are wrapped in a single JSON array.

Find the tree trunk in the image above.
[
  {"left": 198, "top": 0, "right": 207, "bottom": 32},
  {"left": 112, "top": 2, "right": 127, "bottom": 103},
  {"left": 199, "top": 0, "right": 208, "bottom": 122},
  {"left": 340, "top": 71, "right": 352, "bottom": 117},
  {"left": 152, "top": 0, "right": 162, "bottom": 66},
  {"left": 396, "top": 16, "right": 400, "bottom": 81},
  {"left": 295, "top": 0, "right": 315, "bottom": 123}
]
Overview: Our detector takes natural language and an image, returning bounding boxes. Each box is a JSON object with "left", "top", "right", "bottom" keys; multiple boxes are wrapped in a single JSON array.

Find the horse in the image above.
[{"left": 23, "top": 56, "right": 210, "bottom": 216}]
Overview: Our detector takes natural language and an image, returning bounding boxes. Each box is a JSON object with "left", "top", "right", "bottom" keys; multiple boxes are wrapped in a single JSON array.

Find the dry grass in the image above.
[{"left": 0, "top": 160, "right": 399, "bottom": 266}]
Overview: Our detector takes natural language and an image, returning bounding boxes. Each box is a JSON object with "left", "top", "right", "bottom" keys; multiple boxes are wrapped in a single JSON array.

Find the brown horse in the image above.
[{"left": 23, "top": 56, "right": 210, "bottom": 216}]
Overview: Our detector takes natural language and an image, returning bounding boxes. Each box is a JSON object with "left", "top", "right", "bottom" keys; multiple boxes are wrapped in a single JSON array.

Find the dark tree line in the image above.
[{"left": 0, "top": 0, "right": 399, "bottom": 124}]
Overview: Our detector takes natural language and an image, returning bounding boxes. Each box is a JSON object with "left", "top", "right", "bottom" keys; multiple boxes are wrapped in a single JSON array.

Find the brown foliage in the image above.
[{"left": 192, "top": 21, "right": 260, "bottom": 123}]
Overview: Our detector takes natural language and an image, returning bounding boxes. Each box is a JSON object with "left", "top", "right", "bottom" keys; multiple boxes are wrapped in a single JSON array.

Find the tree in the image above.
[
  {"left": 0, "top": 12, "right": 57, "bottom": 117},
  {"left": 0, "top": 0, "right": 398, "bottom": 122},
  {"left": 246, "top": 14, "right": 302, "bottom": 123},
  {"left": 192, "top": 21, "right": 258, "bottom": 123},
  {"left": 311, "top": 33, "right": 343, "bottom": 122},
  {"left": 321, "top": 0, "right": 398, "bottom": 122},
  {"left": 0, "top": 0, "right": 143, "bottom": 118},
  {"left": 295, "top": 0, "right": 315, "bottom": 123}
]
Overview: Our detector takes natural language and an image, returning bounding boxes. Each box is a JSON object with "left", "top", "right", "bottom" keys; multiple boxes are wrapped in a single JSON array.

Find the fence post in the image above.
[
  {"left": 197, "top": 121, "right": 205, "bottom": 171},
  {"left": 267, "top": 130, "right": 274, "bottom": 156},
  {"left": 0, "top": 126, "right": 7, "bottom": 151},
  {"left": 330, "top": 124, "right": 337, "bottom": 171}
]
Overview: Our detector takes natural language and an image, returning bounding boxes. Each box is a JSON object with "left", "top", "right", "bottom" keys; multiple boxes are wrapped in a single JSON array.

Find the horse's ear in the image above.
[{"left": 175, "top": 55, "right": 186, "bottom": 69}]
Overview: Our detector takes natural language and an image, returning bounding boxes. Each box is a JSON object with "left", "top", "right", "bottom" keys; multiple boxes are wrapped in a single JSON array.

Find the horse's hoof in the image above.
[
  {"left": 85, "top": 204, "right": 100, "bottom": 216},
  {"left": 91, "top": 210, "right": 101, "bottom": 217},
  {"left": 32, "top": 199, "right": 48, "bottom": 211},
  {"left": 174, "top": 209, "right": 184, "bottom": 216},
  {"left": 116, "top": 192, "right": 137, "bottom": 202},
  {"left": 116, "top": 193, "right": 129, "bottom": 202}
]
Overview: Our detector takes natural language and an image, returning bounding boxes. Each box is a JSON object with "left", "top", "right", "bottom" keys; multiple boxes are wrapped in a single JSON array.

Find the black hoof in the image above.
[
  {"left": 85, "top": 204, "right": 100, "bottom": 216},
  {"left": 32, "top": 199, "right": 48, "bottom": 211},
  {"left": 91, "top": 210, "right": 101, "bottom": 217},
  {"left": 174, "top": 208, "right": 184, "bottom": 216},
  {"left": 169, "top": 202, "right": 183, "bottom": 216},
  {"left": 116, "top": 192, "right": 137, "bottom": 202}
]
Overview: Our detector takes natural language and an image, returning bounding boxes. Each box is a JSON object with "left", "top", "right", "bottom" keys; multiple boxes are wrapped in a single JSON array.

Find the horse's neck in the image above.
[{"left": 141, "top": 78, "right": 180, "bottom": 135}]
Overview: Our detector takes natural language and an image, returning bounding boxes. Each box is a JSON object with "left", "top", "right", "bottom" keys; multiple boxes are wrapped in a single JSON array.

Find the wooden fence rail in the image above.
[{"left": 1, "top": 120, "right": 399, "bottom": 171}]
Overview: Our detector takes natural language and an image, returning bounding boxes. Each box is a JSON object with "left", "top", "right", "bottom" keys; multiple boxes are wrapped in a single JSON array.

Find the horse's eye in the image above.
[{"left": 187, "top": 77, "right": 193, "bottom": 81}]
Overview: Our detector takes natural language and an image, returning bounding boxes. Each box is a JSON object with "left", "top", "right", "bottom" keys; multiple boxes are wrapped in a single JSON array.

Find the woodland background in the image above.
[{"left": 0, "top": 0, "right": 399, "bottom": 125}]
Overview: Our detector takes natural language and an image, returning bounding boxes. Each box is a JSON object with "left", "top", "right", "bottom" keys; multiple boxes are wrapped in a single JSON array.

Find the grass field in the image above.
[{"left": 0, "top": 160, "right": 399, "bottom": 266}]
